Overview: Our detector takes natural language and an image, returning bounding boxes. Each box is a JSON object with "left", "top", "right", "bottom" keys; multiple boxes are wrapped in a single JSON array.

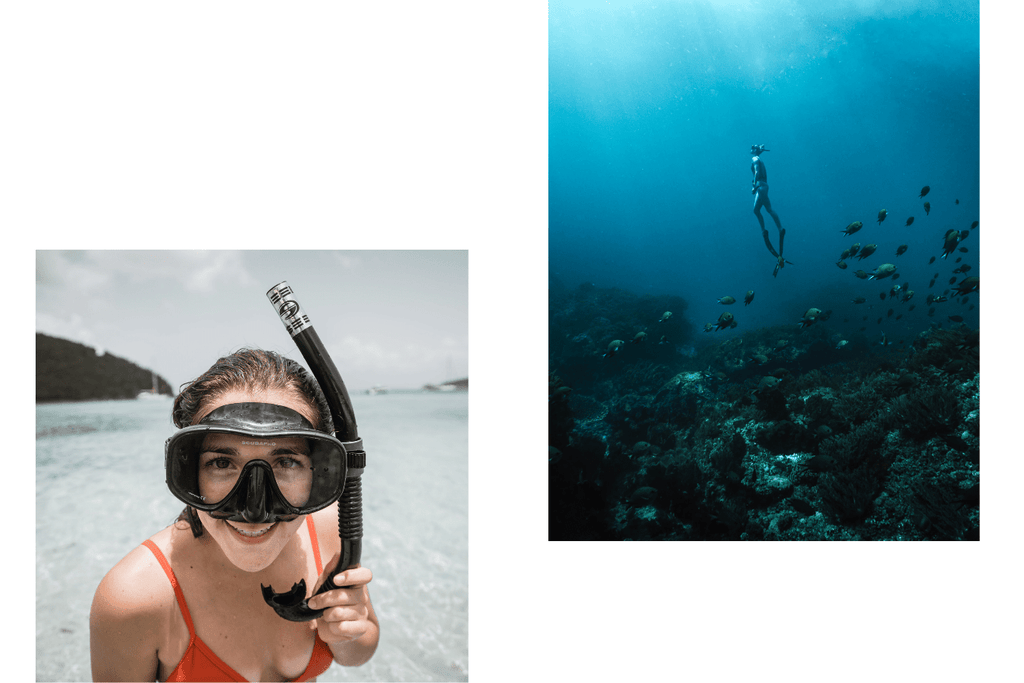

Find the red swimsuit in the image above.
[{"left": 142, "top": 516, "right": 334, "bottom": 682}]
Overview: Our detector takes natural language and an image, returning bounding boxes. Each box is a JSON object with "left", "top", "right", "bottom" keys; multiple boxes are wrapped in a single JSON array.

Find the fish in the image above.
[
  {"left": 855, "top": 244, "right": 878, "bottom": 260},
  {"left": 798, "top": 307, "right": 822, "bottom": 328},
  {"left": 849, "top": 242, "right": 862, "bottom": 256},
  {"left": 948, "top": 276, "right": 957, "bottom": 285},
  {"left": 854, "top": 270, "right": 869, "bottom": 280},
  {"left": 929, "top": 256, "right": 936, "bottom": 264},
  {"left": 877, "top": 209, "right": 887, "bottom": 225},
  {"left": 895, "top": 244, "right": 908, "bottom": 256},
  {"left": 879, "top": 292, "right": 887, "bottom": 301},
  {"left": 744, "top": 290, "right": 755, "bottom": 305},
  {"left": 919, "top": 186, "right": 930, "bottom": 198},
  {"left": 950, "top": 277, "right": 979, "bottom": 297},
  {"left": 718, "top": 296, "right": 736, "bottom": 305},
  {"left": 948, "top": 315, "right": 964, "bottom": 323},
  {"left": 940, "top": 229, "right": 961, "bottom": 259},
  {"left": 836, "top": 340, "right": 848, "bottom": 349},
  {"left": 714, "top": 311, "right": 737, "bottom": 331},
  {"left": 659, "top": 311, "right": 673, "bottom": 323},
  {"left": 836, "top": 259, "right": 848, "bottom": 269},
  {"left": 632, "top": 331, "right": 648, "bottom": 344},
  {"left": 659, "top": 335, "right": 670, "bottom": 344},
  {"left": 958, "top": 247, "right": 968, "bottom": 253},
  {"left": 604, "top": 340, "right": 625, "bottom": 358},
  {"left": 868, "top": 263, "right": 897, "bottom": 280},
  {"left": 889, "top": 285, "right": 902, "bottom": 299},
  {"left": 887, "top": 308, "right": 894, "bottom": 317},
  {"left": 879, "top": 332, "right": 891, "bottom": 346},
  {"left": 703, "top": 323, "right": 714, "bottom": 333},
  {"left": 905, "top": 217, "right": 914, "bottom": 227},
  {"left": 924, "top": 201, "right": 931, "bottom": 215},
  {"left": 630, "top": 487, "right": 658, "bottom": 505},
  {"left": 970, "top": 221, "right": 979, "bottom": 230},
  {"left": 841, "top": 221, "right": 864, "bottom": 236},
  {"left": 851, "top": 296, "right": 866, "bottom": 304},
  {"left": 956, "top": 199, "right": 960, "bottom": 204},
  {"left": 901, "top": 290, "right": 915, "bottom": 303}
]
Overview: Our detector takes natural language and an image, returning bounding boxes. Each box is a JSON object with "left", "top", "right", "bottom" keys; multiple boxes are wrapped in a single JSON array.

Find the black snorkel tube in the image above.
[{"left": 261, "top": 281, "right": 366, "bottom": 622}]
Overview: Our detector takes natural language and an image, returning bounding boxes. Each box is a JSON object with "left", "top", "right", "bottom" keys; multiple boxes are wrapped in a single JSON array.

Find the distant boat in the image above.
[
  {"left": 137, "top": 371, "right": 165, "bottom": 400},
  {"left": 422, "top": 383, "right": 460, "bottom": 392},
  {"left": 366, "top": 386, "right": 388, "bottom": 396}
]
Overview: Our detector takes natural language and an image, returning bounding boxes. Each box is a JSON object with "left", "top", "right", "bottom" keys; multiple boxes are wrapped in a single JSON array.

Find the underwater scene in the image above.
[{"left": 548, "top": 0, "right": 980, "bottom": 540}]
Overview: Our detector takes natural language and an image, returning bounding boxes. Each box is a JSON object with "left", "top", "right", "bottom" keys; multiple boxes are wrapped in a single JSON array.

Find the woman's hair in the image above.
[{"left": 171, "top": 348, "right": 334, "bottom": 536}]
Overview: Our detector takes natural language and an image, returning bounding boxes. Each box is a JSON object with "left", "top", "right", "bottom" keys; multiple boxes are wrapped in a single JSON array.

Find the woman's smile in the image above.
[{"left": 224, "top": 520, "right": 278, "bottom": 543}]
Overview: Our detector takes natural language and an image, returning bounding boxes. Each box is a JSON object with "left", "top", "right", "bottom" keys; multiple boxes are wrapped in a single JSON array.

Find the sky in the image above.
[{"left": 36, "top": 250, "right": 468, "bottom": 392}]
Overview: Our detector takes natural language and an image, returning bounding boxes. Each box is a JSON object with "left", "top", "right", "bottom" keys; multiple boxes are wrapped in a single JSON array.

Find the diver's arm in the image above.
[{"left": 89, "top": 547, "right": 165, "bottom": 682}]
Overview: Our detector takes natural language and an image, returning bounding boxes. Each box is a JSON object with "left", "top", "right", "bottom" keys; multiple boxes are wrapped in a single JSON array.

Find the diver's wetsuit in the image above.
[{"left": 751, "top": 155, "right": 785, "bottom": 262}]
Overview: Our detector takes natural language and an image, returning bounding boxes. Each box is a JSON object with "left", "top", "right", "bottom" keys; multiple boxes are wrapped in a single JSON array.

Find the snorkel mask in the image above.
[
  {"left": 751, "top": 144, "right": 769, "bottom": 155},
  {"left": 165, "top": 402, "right": 348, "bottom": 524},
  {"left": 166, "top": 281, "right": 366, "bottom": 622}
]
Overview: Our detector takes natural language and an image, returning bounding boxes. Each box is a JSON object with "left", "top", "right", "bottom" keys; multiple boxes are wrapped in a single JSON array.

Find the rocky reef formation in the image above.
[{"left": 549, "top": 291, "right": 980, "bottom": 541}]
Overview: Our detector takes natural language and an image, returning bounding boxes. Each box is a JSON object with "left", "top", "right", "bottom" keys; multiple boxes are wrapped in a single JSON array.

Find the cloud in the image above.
[
  {"left": 36, "top": 251, "right": 111, "bottom": 291},
  {"left": 38, "top": 250, "right": 256, "bottom": 294},
  {"left": 332, "top": 334, "right": 467, "bottom": 373},
  {"left": 36, "top": 311, "right": 98, "bottom": 348},
  {"left": 331, "top": 253, "right": 362, "bottom": 269},
  {"left": 179, "top": 251, "right": 256, "bottom": 292}
]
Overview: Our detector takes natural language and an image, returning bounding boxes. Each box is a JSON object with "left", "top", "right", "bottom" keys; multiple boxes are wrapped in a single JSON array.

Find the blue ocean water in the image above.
[
  {"left": 36, "top": 393, "right": 468, "bottom": 682},
  {"left": 550, "top": 0, "right": 979, "bottom": 341}
]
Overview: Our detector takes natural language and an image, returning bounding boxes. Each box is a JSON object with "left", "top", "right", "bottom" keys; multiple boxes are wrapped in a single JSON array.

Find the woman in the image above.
[
  {"left": 749, "top": 143, "right": 790, "bottom": 277},
  {"left": 90, "top": 349, "right": 379, "bottom": 682}
]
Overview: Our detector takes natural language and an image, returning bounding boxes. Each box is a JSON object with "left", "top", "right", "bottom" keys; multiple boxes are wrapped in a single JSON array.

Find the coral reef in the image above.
[{"left": 550, "top": 303, "right": 980, "bottom": 541}]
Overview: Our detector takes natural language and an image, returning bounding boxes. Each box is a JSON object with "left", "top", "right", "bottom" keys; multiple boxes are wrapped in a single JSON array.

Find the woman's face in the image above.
[{"left": 193, "top": 387, "right": 318, "bottom": 573}]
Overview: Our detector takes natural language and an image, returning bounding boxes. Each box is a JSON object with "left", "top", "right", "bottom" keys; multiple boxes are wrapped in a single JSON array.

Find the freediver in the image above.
[{"left": 750, "top": 144, "right": 791, "bottom": 277}]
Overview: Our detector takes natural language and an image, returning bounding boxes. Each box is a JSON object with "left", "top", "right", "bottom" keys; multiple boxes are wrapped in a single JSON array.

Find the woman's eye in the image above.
[{"left": 204, "top": 457, "right": 232, "bottom": 469}]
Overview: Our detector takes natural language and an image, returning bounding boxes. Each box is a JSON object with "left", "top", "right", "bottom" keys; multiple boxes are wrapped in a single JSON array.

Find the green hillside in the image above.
[{"left": 36, "top": 333, "right": 172, "bottom": 403}]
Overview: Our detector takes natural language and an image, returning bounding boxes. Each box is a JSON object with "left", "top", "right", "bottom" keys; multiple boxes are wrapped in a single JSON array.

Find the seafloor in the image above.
[{"left": 549, "top": 283, "right": 979, "bottom": 541}]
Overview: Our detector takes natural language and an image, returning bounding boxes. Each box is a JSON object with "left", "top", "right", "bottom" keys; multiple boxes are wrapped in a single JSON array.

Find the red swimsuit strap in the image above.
[{"left": 142, "top": 539, "right": 196, "bottom": 637}]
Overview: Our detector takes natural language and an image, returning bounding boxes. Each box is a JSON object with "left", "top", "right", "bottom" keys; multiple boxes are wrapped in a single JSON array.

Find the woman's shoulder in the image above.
[
  {"left": 90, "top": 527, "right": 178, "bottom": 681},
  {"left": 92, "top": 526, "right": 178, "bottom": 624}
]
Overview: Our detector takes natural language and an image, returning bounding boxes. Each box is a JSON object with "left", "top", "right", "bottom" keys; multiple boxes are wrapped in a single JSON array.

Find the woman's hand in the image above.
[{"left": 308, "top": 556, "right": 376, "bottom": 646}]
